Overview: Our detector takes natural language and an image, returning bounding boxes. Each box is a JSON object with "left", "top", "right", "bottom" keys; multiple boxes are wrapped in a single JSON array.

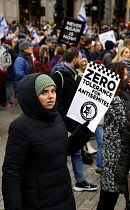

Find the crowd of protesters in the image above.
[{"left": 1, "top": 19, "right": 130, "bottom": 210}]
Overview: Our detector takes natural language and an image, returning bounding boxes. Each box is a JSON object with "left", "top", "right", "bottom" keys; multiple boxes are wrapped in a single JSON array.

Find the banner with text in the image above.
[
  {"left": 67, "top": 62, "right": 121, "bottom": 132},
  {"left": 58, "top": 17, "right": 85, "bottom": 45}
]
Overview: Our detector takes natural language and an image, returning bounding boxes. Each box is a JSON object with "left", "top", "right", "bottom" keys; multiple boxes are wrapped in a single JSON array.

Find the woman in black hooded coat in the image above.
[{"left": 2, "top": 73, "right": 92, "bottom": 210}]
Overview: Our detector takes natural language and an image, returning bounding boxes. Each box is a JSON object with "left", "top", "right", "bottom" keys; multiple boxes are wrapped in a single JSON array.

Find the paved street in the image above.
[{"left": 0, "top": 104, "right": 126, "bottom": 210}]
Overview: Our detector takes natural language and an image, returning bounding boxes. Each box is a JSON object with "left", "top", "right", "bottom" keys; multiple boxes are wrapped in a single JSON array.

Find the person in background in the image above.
[
  {"left": 99, "top": 40, "right": 116, "bottom": 67},
  {"left": 80, "top": 36, "right": 92, "bottom": 62},
  {"left": 90, "top": 41, "right": 104, "bottom": 61},
  {"left": 0, "top": 37, "right": 9, "bottom": 106},
  {"left": 77, "top": 56, "right": 97, "bottom": 156},
  {"left": 14, "top": 32, "right": 26, "bottom": 54},
  {"left": 50, "top": 46, "right": 65, "bottom": 69},
  {"left": 33, "top": 45, "right": 51, "bottom": 75},
  {"left": 112, "top": 47, "right": 130, "bottom": 73},
  {"left": 77, "top": 56, "right": 88, "bottom": 75},
  {"left": 94, "top": 117, "right": 104, "bottom": 176},
  {"left": 93, "top": 60, "right": 105, "bottom": 176},
  {"left": 45, "top": 36, "right": 57, "bottom": 60},
  {"left": 0, "top": 70, "right": 7, "bottom": 107},
  {"left": 13, "top": 39, "right": 35, "bottom": 93},
  {"left": 2, "top": 73, "right": 93, "bottom": 210},
  {"left": 4, "top": 39, "right": 18, "bottom": 107},
  {"left": 114, "top": 111, "right": 130, "bottom": 209},
  {"left": 124, "top": 38, "right": 130, "bottom": 49},
  {"left": 97, "top": 62, "right": 130, "bottom": 210},
  {"left": 77, "top": 54, "right": 88, "bottom": 76},
  {"left": 52, "top": 48, "right": 98, "bottom": 191}
]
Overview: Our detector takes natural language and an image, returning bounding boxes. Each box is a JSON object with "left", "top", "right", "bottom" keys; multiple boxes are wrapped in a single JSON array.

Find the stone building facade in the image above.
[{"left": 0, "top": 0, "right": 130, "bottom": 26}]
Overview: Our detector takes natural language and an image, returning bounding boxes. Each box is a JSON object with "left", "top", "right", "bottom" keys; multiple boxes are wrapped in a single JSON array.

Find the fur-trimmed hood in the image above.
[{"left": 33, "top": 45, "right": 50, "bottom": 63}]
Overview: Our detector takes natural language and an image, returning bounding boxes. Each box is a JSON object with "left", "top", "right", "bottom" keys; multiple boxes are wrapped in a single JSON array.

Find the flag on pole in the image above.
[
  {"left": 28, "top": 26, "right": 40, "bottom": 43},
  {"left": 31, "top": 30, "right": 40, "bottom": 43},
  {"left": 77, "top": 2, "right": 87, "bottom": 34},
  {"left": 0, "top": 15, "right": 9, "bottom": 39}
]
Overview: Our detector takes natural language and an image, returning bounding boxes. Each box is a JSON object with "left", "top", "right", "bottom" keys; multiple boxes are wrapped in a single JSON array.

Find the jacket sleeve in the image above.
[
  {"left": 67, "top": 123, "right": 93, "bottom": 155},
  {"left": 14, "top": 57, "right": 27, "bottom": 80},
  {"left": 2, "top": 120, "right": 30, "bottom": 210},
  {"left": 115, "top": 111, "right": 130, "bottom": 185},
  {"left": 102, "top": 52, "right": 113, "bottom": 67}
]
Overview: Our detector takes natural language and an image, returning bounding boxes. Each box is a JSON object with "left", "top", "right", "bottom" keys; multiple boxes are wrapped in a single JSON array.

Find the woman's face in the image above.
[
  {"left": 95, "top": 42, "right": 102, "bottom": 51},
  {"left": 121, "top": 48, "right": 130, "bottom": 59},
  {"left": 24, "top": 46, "right": 33, "bottom": 54},
  {"left": 80, "top": 58, "right": 88, "bottom": 72},
  {"left": 38, "top": 86, "right": 56, "bottom": 109},
  {"left": 44, "top": 50, "right": 48, "bottom": 57}
]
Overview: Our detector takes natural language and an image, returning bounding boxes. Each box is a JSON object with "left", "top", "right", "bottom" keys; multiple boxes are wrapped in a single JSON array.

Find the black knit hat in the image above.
[{"left": 105, "top": 40, "right": 115, "bottom": 50}]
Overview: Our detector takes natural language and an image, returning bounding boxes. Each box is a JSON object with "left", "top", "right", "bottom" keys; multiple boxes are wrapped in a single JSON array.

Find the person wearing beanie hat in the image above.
[
  {"left": 18, "top": 32, "right": 26, "bottom": 39},
  {"left": 93, "top": 60, "right": 104, "bottom": 65},
  {"left": 13, "top": 39, "right": 35, "bottom": 93},
  {"left": 35, "top": 74, "right": 56, "bottom": 96},
  {"left": 2, "top": 73, "right": 93, "bottom": 210},
  {"left": 19, "top": 39, "right": 32, "bottom": 52},
  {"left": 35, "top": 74, "right": 56, "bottom": 109},
  {"left": 105, "top": 40, "right": 116, "bottom": 50},
  {"left": 98, "top": 40, "right": 116, "bottom": 67}
]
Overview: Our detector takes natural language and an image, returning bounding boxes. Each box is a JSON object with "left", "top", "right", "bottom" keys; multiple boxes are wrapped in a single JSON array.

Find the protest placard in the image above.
[
  {"left": 67, "top": 61, "right": 121, "bottom": 132},
  {"left": 98, "top": 30, "right": 116, "bottom": 48},
  {"left": 58, "top": 17, "right": 85, "bottom": 45}
]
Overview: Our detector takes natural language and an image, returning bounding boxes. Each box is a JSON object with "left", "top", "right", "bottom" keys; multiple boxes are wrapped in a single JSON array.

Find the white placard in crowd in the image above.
[
  {"left": 67, "top": 62, "right": 121, "bottom": 132},
  {"left": 98, "top": 30, "right": 116, "bottom": 48}
]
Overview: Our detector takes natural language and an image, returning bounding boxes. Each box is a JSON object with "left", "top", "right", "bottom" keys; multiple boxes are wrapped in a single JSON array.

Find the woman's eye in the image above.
[
  {"left": 41, "top": 91, "right": 46, "bottom": 94},
  {"left": 52, "top": 89, "right": 56, "bottom": 93}
]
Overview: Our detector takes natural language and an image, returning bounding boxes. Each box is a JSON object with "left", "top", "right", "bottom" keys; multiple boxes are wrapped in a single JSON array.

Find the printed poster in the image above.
[
  {"left": 58, "top": 17, "right": 85, "bottom": 45},
  {"left": 98, "top": 30, "right": 116, "bottom": 48},
  {"left": 67, "top": 62, "right": 121, "bottom": 132}
]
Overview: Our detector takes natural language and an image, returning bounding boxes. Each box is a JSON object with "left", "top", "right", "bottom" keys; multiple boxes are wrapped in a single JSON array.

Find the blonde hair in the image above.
[{"left": 112, "top": 47, "right": 129, "bottom": 63}]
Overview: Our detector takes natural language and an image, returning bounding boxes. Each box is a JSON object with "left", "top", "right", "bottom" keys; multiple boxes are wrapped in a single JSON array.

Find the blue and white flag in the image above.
[
  {"left": 0, "top": 15, "right": 9, "bottom": 39},
  {"left": 31, "top": 29, "right": 40, "bottom": 43},
  {"left": 77, "top": 2, "right": 87, "bottom": 34}
]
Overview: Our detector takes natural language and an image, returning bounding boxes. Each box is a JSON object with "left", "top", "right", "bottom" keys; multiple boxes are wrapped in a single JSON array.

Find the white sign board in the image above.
[
  {"left": 98, "top": 30, "right": 116, "bottom": 48},
  {"left": 67, "top": 62, "right": 121, "bottom": 132}
]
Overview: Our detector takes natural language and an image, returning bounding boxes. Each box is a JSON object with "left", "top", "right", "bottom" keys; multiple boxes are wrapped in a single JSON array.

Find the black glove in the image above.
[
  {"left": 79, "top": 121, "right": 92, "bottom": 135},
  {"left": 116, "top": 183, "right": 127, "bottom": 194}
]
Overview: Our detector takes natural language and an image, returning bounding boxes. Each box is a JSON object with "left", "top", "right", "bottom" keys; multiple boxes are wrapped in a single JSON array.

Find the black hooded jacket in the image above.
[{"left": 2, "top": 73, "right": 92, "bottom": 210}]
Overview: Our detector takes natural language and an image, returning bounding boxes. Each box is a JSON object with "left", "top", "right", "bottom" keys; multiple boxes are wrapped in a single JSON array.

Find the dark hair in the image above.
[
  {"left": 107, "top": 62, "right": 127, "bottom": 95},
  {"left": 81, "top": 36, "right": 92, "bottom": 46},
  {"left": 55, "top": 46, "right": 64, "bottom": 56},
  {"left": 64, "top": 48, "right": 80, "bottom": 63}
]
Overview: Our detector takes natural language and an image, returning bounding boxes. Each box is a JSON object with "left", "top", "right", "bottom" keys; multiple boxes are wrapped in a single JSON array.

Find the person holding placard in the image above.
[
  {"left": 97, "top": 62, "right": 130, "bottom": 210},
  {"left": 52, "top": 48, "right": 98, "bottom": 192},
  {"left": 2, "top": 73, "right": 93, "bottom": 210}
]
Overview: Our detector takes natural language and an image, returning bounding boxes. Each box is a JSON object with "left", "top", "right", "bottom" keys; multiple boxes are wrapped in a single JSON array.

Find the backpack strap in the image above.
[{"left": 55, "top": 71, "right": 64, "bottom": 88}]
